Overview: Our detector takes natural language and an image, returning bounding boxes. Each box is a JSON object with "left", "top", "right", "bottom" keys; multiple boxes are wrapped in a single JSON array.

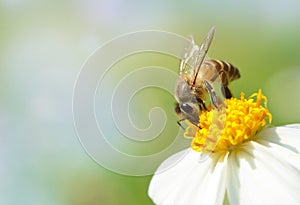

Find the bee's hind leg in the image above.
[
  {"left": 219, "top": 71, "right": 233, "bottom": 99},
  {"left": 222, "top": 86, "right": 233, "bottom": 99}
]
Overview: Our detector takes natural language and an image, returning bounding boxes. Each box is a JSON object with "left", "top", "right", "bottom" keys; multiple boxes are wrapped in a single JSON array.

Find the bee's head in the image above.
[
  {"left": 174, "top": 79, "right": 200, "bottom": 126},
  {"left": 175, "top": 102, "right": 200, "bottom": 126}
]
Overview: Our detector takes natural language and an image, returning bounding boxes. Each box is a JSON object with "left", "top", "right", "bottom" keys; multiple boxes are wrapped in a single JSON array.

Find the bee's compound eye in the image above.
[{"left": 180, "top": 103, "right": 193, "bottom": 114}]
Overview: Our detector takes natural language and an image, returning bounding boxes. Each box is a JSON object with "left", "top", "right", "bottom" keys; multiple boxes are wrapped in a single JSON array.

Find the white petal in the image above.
[
  {"left": 175, "top": 152, "right": 228, "bottom": 205},
  {"left": 227, "top": 141, "right": 300, "bottom": 205},
  {"left": 281, "top": 124, "right": 300, "bottom": 129},
  {"left": 148, "top": 148, "right": 227, "bottom": 205},
  {"left": 255, "top": 138, "right": 300, "bottom": 171},
  {"left": 226, "top": 151, "right": 240, "bottom": 205},
  {"left": 256, "top": 124, "right": 300, "bottom": 153},
  {"left": 148, "top": 149, "right": 198, "bottom": 205}
]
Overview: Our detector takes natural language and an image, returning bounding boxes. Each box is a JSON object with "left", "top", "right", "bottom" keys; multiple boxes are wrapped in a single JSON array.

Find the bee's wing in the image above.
[
  {"left": 179, "top": 35, "right": 200, "bottom": 77},
  {"left": 179, "top": 27, "right": 215, "bottom": 80},
  {"left": 192, "top": 27, "right": 215, "bottom": 85}
]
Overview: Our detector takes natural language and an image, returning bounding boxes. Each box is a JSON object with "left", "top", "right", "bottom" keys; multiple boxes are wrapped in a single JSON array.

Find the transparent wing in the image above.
[
  {"left": 179, "top": 27, "right": 215, "bottom": 80},
  {"left": 179, "top": 35, "right": 200, "bottom": 77},
  {"left": 192, "top": 27, "right": 215, "bottom": 85}
]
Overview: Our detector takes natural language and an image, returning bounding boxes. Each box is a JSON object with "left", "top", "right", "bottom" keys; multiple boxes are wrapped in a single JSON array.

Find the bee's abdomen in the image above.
[{"left": 205, "top": 59, "right": 240, "bottom": 83}]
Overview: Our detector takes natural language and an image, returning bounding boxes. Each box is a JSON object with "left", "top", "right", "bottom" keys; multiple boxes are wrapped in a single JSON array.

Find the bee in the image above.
[{"left": 174, "top": 27, "right": 240, "bottom": 128}]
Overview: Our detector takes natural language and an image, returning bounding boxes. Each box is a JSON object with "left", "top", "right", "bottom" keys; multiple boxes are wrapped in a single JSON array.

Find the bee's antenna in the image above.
[{"left": 192, "top": 26, "right": 216, "bottom": 86}]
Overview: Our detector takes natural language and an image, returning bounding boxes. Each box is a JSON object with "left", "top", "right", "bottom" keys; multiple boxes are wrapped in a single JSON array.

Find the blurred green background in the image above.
[{"left": 1, "top": 1, "right": 300, "bottom": 204}]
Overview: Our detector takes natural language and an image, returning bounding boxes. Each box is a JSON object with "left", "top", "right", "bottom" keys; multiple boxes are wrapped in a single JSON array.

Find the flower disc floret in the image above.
[{"left": 187, "top": 89, "right": 272, "bottom": 152}]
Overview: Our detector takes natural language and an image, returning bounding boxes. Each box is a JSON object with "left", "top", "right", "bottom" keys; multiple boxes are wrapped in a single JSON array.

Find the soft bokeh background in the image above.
[{"left": 1, "top": 0, "right": 300, "bottom": 204}]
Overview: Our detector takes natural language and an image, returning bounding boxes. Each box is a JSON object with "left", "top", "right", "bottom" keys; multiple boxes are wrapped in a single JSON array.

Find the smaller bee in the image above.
[{"left": 174, "top": 27, "right": 240, "bottom": 128}]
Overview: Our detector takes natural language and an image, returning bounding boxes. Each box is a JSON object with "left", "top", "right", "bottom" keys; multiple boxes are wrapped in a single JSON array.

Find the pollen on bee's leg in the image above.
[{"left": 185, "top": 89, "right": 272, "bottom": 153}]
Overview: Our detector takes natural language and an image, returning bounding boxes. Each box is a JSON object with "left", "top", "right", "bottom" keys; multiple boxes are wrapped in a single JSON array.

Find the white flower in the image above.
[
  {"left": 149, "top": 125, "right": 300, "bottom": 205},
  {"left": 148, "top": 91, "right": 300, "bottom": 205}
]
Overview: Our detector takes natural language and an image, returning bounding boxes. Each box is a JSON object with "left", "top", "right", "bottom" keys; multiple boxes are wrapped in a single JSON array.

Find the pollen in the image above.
[{"left": 186, "top": 89, "right": 272, "bottom": 153}]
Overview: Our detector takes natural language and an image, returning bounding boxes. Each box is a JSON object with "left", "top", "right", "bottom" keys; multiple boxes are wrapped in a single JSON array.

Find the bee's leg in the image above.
[
  {"left": 177, "top": 119, "right": 186, "bottom": 130},
  {"left": 177, "top": 119, "right": 202, "bottom": 130},
  {"left": 196, "top": 97, "right": 207, "bottom": 110},
  {"left": 223, "top": 87, "right": 232, "bottom": 99},
  {"left": 204, "top": 80, "right": 219, "bottom": 109},
  {"left": 219, "top": 71, "right": 232, "bottom": 99}
]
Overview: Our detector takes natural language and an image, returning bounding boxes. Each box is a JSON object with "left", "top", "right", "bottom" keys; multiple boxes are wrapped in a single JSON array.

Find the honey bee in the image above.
[{"left": 174, "top": 27, "right": 240, "bottom": 128}]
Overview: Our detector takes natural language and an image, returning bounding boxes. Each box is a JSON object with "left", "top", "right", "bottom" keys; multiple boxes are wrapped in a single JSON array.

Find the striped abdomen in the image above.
[{"left": 204, "top": 59, "right": 240, "bottom": 86}]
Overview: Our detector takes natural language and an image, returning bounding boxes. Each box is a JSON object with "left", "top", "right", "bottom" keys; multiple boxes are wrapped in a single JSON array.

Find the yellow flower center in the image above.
[{"left": 184, "top": 89, "right": 272, "bottom": 153}]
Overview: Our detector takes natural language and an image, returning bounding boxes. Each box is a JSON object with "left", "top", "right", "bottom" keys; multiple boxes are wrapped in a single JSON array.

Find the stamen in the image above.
[{"left": 185, "top": 89, "right": 272, "bottom": 152}]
